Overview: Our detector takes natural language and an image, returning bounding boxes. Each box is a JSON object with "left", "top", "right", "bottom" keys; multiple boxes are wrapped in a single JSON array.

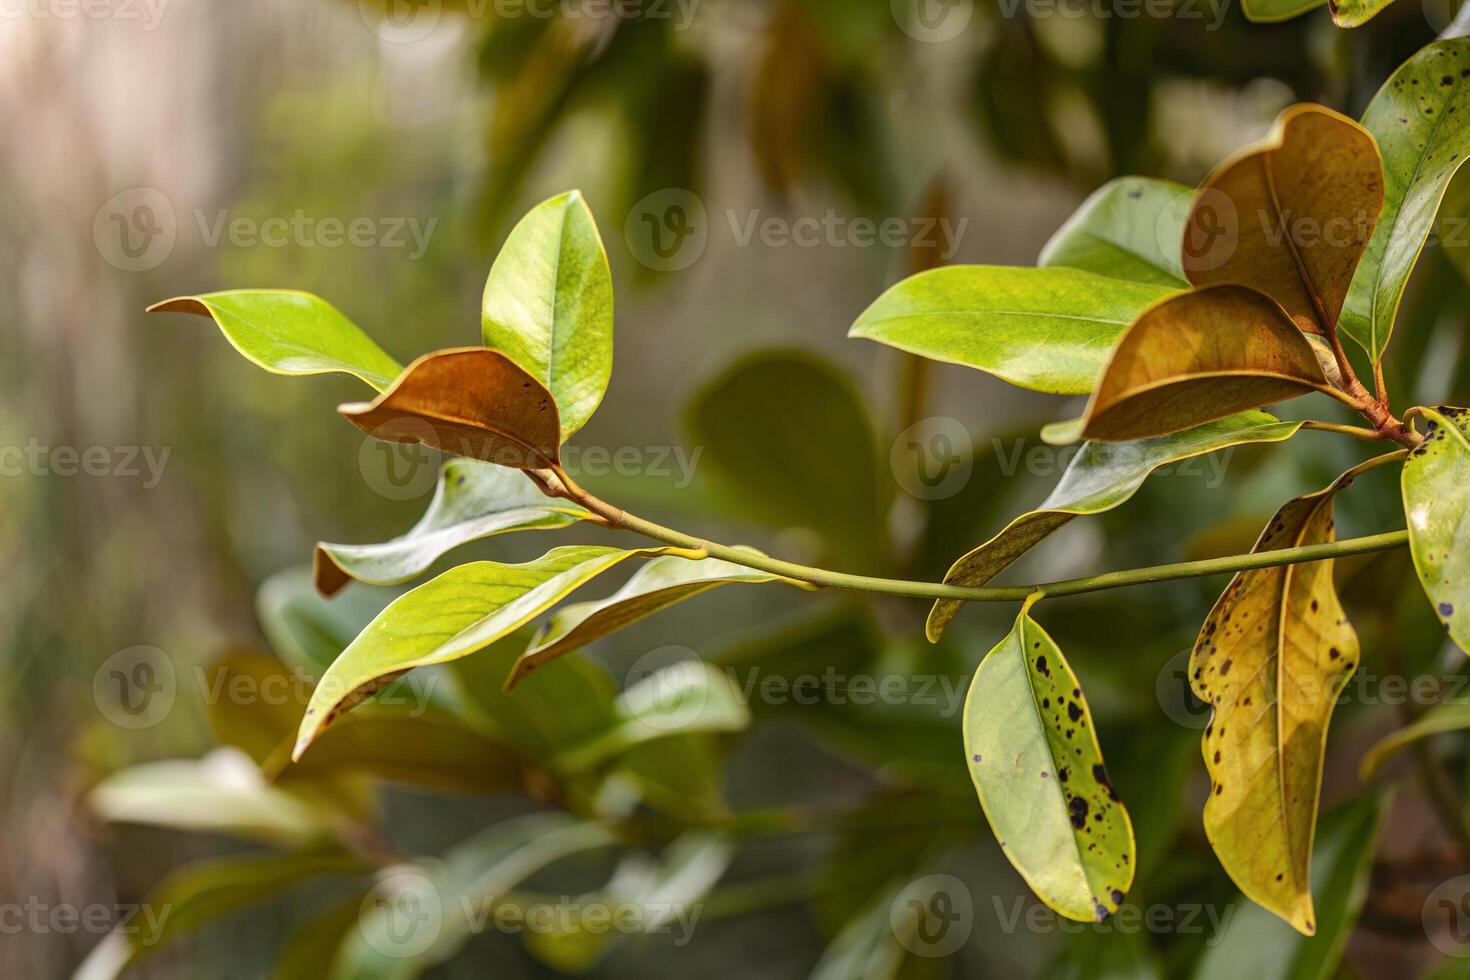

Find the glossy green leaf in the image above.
[
  {"left": 1403, "top": 406, "right": 1470, "bottom": 651},
  {"left": 686, "top": 350, "right": 884, "bottom": 569},
  {"left": 1191, "top": 475, "right": 1361, "bottom": 936},
  {"left": 87, "top": 749, "right": 344, "bottom": 846},
  {"left": 1193, "top": 793, "right": 1389, "bottom": 980},
  {"left": 1060, "top": 285, "right": 1327, "bottom": 443},
  {"left": 554, "top": 661, "right": 752, "bottom": 772},
  {"left": 849, "top": 266, "right": 1179, "bottom": 395},
  {"left": 506, "top": 553, "right": 803, "bottom": 690},
  {"left": 927, "top": 412, "right": 1304, "bottom": 640},
  {"left": 293, "top": 545, "right": 686, "bottom": 759},
  {"left": 1360, "top": 700, "right": 1470, "bottom": 779},
  {"left": 1326, "top": 0, "right": 1395, "bottom": 26},
  {"left": 482, "top": 190, "right": 613, "bottom": 442},
  {"left": 964, "top": 599, "right": 1136, "bottom": 922},
  {"left": 523, "top": 833, "right": 734, "bottom": 972},
  {"left": 332, "top": 814, "right": 616, "bottom": 979},
  {"left": 315, "top": 461, "right": 588, "bottom": 596},
  {"left": 1239, "top": 0, "right": 1325, "bottom": 22},
  {"left": 1039, "top": 176, "right": 1192, "bottom": 286},
  {"left": 148, "top": 290, "right": 401, "bottom": 390},
  {"left": 1343, "top": 41, "right": 1470, "bottom": 360}
]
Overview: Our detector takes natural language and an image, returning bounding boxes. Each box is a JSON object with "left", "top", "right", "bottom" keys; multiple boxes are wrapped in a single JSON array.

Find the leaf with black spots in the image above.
[{"left": 1402, "top": 406, "right": 1470, "bottom": 652}]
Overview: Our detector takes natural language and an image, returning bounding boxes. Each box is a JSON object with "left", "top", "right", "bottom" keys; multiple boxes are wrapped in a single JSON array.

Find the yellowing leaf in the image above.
[
  {"left": 293, "top": 545, "right": 685, "bottom": 759},
  {"left": 339, "top": 347, "right": 563, "bottom": 470},
  {"left": 964, "top": 598, "right": 1136, "bottom": 922},
  {"left": 928, "top": 412, "right": 1303, "bottom": 640},
  {"left": 1185, "top": 105, "right": 1383, "bottom": 337},
  {"left": 148, "top": 290, "right": 402, "bottom": 390},
  {"left": 1190, "top": 474, "right": 1362, "bottom": 936},
  {"left": 506, "top": 553, "right": 803, "bottom": 690},
  {"left": 314, "top": 461, "right": 588, "bottom": 597},
  {"left": 481, "top": 190, "right": 614, "bottom": 443},
  {"left": 1327, "top": 0, "right": 1395, "bottom": 25},
  {"left": 1064, "top": 285, "right": 1327, "bottom": 442},
  {"left": 1402, "top": 406, "right": 1470, "bottom": 652}
]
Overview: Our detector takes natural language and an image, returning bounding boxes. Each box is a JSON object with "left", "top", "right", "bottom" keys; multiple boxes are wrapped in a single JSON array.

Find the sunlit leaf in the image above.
[
  {"left": 1194, "top": 793, "right": 1388, "bottom": 980},
  {"left": 849, "top": 266, "right": 1178, "bottom": 395},
  {"left": 523, "top": 833, "right": 734, "bottom": 972},
  {"left": 1190, "top": 474, "right": 1362, "bottom": 935},
  {"left": 293, "top": 545, "right": 684, "bottom": 758},
  {"left": 506, "top": 553, "right": 803, "bottom": 690},
  {"left": 1342, "top": 40, "right": 1470, "bottom": 360},
  {"left": 1326, "top": 0, "right": 1396, "bottom": 25},
  {"left": 148, "top": 290, "right": 401, "bottom": 390},
  {"left": 1039, "top": 176, "right": 1192, "bottom": 286},
  {"left": 481, "top": 190, "right": 613, "bottom": 442},
  {"left": 964, "top": 598, "right": 1136, "bottom": 922},
  {"left": 315, "top": 461, "right": 588, "bottom": 596},
  {"left": 1057, "top": 285, "right": 1326, "bottom": 442},
  {"left": 1403, "top": 406, "right": 1470, "bottom": 652},
  {"left": 1360, "top": 700, "right": 1470, "bottom": 779},
  {"left": 332, "top": 814, "right": 616, "bottom": 979},
  {"left": 88, "top": 748, "right": 344, "bottom": 846},
  {"left": 338, "top": 347, "right": 563, "bottom": 470},
  {"left": 927, "top": 412, "right": 1304, "bottom": 640},
  {"left": 686, "top": 350, "right": 885, "bottom": 569},
  {"left": 1185, "top": 105, "right": 1383, "bottom": 337}
]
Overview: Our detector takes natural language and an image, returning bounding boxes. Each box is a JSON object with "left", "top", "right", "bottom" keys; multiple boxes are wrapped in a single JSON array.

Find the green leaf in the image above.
[
  {"left": 1191, "top": 474, "right": 1362, "bottom": 936},
  {"left": 1343, "top": 41, "right": 1470, "bottom": 361},
  {"left": 964, "top": 598, "right": 1136, "bottom": 922},
  {"left": 1360, "top": 700, "right": 1470, "bottom": 779},
  {"left": 506, "top": 553, "right": 803, "bottom": 690},
  {"left": 272, "top": 889, "right": 374, "bottom": 980},
  {"left": 610, "top": 734, "right": 732, "bottom": 823},
  {"left": 927, "top": 412, "right": 1304, "bottom": 640},
  {"left": 482, "top": 190, "right": 614, "bottom": 443},
  {"left": 1325, "top": 0, "right": 1395, "bottom": 26},
  {"left": 148, "top": 290, "right": 401, "bottom": 390},
  {"left": 686, "top": 350, "right": 885, "bottom": 569},
  {"left": 1403, "top": 406, "right": 1470, "bottom": 651},
  {"left": 332, "top": 814, "right": 616, "bottom": 979},
  {"left": 256, "top": 568, "right": 393, "bottom": 679},
  {"left": 553, "top": 661, "right": 752, "bottom": 772},
  {"left": 338, "top": 347, "right": 564, "bottom": 470},
  {"left": 315, "top": 461, "right": 589, "bottom": 596},
  {"left": 849, "top": 266, "right": 1179, "bottom": 395},
  {"left": 88, "top": 749, "right": 344, "bottom": 846},
  {"left": 1061, "top": 285, "right": 1327, "bottom": 442},
  {"left": 293, "top": 545, "right": 686, "bottom": 758},
  {"left": 523, "top": 833, "right": 734, "bottom": 972},
  {"left": 1239, "top": 0, "right": 1325, "bottom": 22},
  {"left": 1039, "top": 176, "right": 1192, "bottom": 286},
  {"left": 1193, "top": 793, "right": 1389, "bottom": 980}
]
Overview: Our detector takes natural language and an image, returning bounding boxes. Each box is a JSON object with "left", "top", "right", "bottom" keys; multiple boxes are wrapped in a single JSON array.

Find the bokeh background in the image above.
[{"left": 5, "top": 0, "right": 1470, "bottom": 976}]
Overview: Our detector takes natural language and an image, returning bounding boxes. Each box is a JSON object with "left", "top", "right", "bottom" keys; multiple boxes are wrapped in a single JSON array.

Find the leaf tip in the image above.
[
  {"left": 313, "top": 546, "right": 351, "bottom": 598},
  {"left": 146, "top": 296, "right": 209, "bottom": 316}
]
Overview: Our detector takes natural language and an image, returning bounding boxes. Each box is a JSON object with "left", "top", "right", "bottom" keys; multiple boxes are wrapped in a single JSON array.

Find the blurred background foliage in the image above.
[{"left": 4, "top": 0, "right": 1470, "bottom": 975}]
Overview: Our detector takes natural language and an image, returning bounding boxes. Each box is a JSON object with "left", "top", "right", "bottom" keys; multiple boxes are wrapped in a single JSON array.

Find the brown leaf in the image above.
[
  {"left": 1185, "top": 105, "right": 1383, "bottom": 336},
  {"left": 1063, "top": 284, "right": 1328, "bottom": 442},
  {"left": 339, "top": 347, "right": 562, "bottom": 469},
  {"left": 1190, "top": 471, "right": 1361, "bottom": 936}
]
